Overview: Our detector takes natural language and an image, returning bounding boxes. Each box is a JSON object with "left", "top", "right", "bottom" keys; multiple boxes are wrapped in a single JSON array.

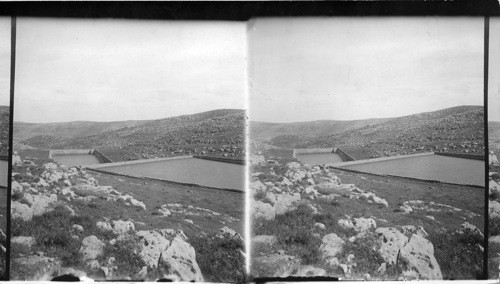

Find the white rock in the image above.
[
  {"left": 400, "top": 234, "right": 443, "bottom": 280},
  {"left": 159, "top": 236, "right": 204, "bottom": 282},
  {"left": 319, "top": 233, "right": 345, "bottom": 259},
  {"left": 80, "top": 235, "right": 105, "bottom": 261}
]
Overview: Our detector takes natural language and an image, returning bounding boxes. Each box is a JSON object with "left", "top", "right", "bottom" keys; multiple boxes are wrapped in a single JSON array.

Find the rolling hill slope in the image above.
[
  {"left": 15, "top": 109, "right": 246, "bottom": 161},
  {"left": 253, "top": 105, "right": 484, "bottom": 158}
]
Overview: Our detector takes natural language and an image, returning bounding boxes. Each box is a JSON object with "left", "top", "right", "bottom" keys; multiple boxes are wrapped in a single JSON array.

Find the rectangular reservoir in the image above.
[
  {"left": 91, "top": 157, "right": 245, "bottom": 191},
  {"left": 339, "top": 154, "right": 485, "bottom": 186}
]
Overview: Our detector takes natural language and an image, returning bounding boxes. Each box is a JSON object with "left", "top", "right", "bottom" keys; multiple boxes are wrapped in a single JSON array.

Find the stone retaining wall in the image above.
[
  {"left": 193, "top": 155, "right": 245, "bottom": 165},
  {"left": 91, "top": 149, "right": 114, "bottom": 163},
  {"left": 435, "top": 152, "right": 485, "bottom": 161},
  {"left": 293, "top": 148, "right": 333, "bottom": 158},
  {"left": 333, "top": 148, "right": 356, "bottom": 162},
  {"left": 328, "top": 151, "right": 435, "bottom": 167},
  {"left": 49, "top": 149, "right": 92, "bottom": 159},
  {"left": 86, "top": 155, "right": 193, "bottom": 169}
]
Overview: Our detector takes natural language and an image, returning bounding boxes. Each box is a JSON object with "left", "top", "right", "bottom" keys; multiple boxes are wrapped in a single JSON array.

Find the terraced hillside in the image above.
[
  {"left": 15, "top": 109, "right": 245, "bottom": 161},
  {"left": 253, "top": 106, "right": 484, "bottom": 158}
]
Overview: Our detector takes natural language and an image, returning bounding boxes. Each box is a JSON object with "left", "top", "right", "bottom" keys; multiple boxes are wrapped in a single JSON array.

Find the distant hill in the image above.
[
  {"left": 0, "top": 106, "right": 8, "bottom": 155},
  {"left": 250, "top": 118, "right": 391, "bottom": 142},
  {"left": 252, "top": 105, "right": 484, "bottom": 158},
  {"left": 15, "top": 109, "right": 245, "bottom": 161}
]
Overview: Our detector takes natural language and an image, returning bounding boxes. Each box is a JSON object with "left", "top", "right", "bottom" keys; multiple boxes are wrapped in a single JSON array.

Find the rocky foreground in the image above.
[
  {"left": 250, "top": 153, "right": 484, "bottom": 280},
  {"left": 10, "top": 154, "right": 245, "bottom": 281},
  {"left": 488, "top": 148, "right": 500, "bottom": 279}
]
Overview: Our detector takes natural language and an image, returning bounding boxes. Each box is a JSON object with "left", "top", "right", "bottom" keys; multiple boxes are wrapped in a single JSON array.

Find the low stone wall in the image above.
[
  {"left": 334, "top": 148, "right": 356, "bottom": 162},
  {"left": 49, "top": 149, "right": 92, "bottom": 159},
  {"left": 293, "top": 148, "right": 334, "bottom": 158},
  {"left": 435, "top": 152, "right": 485, "bottom": 161},
  {"left": 86, "top": 155, "right": 193, "bottom": 169},
  {"left": 193, "top": 155, "right": 245, "bottom": 165},
  {"left": 91, "top": 149, "right": 114, "bottom": 163},
  {"left": 328, "top": 151, "right": 435, "bottom": 167}
]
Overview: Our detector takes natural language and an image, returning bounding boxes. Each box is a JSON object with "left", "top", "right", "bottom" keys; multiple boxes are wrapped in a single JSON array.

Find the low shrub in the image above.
[{"left": 190, "top": 234, "right": 245, "bottom": 282}]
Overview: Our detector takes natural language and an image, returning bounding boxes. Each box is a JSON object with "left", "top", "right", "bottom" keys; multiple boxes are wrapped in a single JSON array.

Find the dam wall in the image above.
[
  {"left": 435, "top": 152, "right": 485, "bottom": 161},
  {"left": 193, "top": 155, "right": 245, "bottom": 165},
  {"left": 86, "top": 155, "right": 194, "bottom": 169},
  {"left": 333, "top": 148, "right": 356, "bottom": 162},
  {"left": 49, "top": 149, "right": 113, "bottom": 164},
  {"left": 49, "top": 149, "right": 92, "bottom": 159},
  {"left": 328, "top": 151, "right": 435, "bottom": 167},
  {"left": 293, "top": 148, "right": 334, "bottom": 158},
  {"left": 91, "top": 149, "right": 114, "bottom": 163}
]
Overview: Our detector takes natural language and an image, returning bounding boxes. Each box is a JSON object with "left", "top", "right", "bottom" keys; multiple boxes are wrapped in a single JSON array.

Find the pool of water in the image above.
[
  {"left": 296, "top": 153, "right": 344, "bottom": 165},
  {"left": 98, "top": 157, "right": 245, "bottom": 190},
  {"left": 53, "top": 154, "right": 100, "bottom": 167},
  {"left": 340, "top": 154, "right": 485, "bottom": 186},
  {"left": 0, "top": 160, "right": 7, "bottom": 187}
]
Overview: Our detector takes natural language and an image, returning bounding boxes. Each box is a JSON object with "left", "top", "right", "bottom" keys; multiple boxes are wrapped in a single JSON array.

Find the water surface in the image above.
[
  {"left": 296, "top": 153, "right": 344, "bottom": 165},
  {"left": 99, "top": 157, "right": 244, "bottom": 190},
  {"left": 53, "top": 154, "right": 100, "bottom": 167},
  {"left": 340, "top": 154, "right": 484, "bottom": 186}
]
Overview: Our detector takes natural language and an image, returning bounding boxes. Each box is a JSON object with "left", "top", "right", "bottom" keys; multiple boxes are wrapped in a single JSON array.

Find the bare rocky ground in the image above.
[
  {"left": 250, "top": 153, "right": 484, "bottom": 280},
  {"left": 488, "top": 144, "right": 500, "bottom": 279},
  {"left": 10, "top": 154, "right": 245, "bottom": 281}
]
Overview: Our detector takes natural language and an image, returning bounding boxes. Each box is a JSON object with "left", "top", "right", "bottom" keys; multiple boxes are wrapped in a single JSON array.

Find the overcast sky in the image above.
[
  {"left": 490, "top": 18, "right": 500, "bottom": 122},
  {"left": 15, "top": 18, "right": 247, "bottom": 123},
  {"left": 249, "top": 17, "right": 484, "bottom": 123},
  {"left": 0, "top": 18, "right": 9, "bottom": 106}
]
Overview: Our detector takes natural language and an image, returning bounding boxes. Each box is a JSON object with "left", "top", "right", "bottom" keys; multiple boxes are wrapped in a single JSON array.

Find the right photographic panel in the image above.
[
  {"left": 249, "top": 17, "right": 485, "bottom": 280},
  {"left": 488, "top": 17, "right": 500, "bottom": 280}
]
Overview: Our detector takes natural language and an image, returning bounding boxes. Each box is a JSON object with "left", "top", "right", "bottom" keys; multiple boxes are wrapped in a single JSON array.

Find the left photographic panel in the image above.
[
  {"left": 0, "top": 17, "right": 11, "bottom": 280},
  {"left": 11, "top": 18, "right": 247, "bottom": 281}
]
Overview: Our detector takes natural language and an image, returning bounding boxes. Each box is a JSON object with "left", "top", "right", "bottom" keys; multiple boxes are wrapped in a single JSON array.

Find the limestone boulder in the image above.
[
  {"left": 274, "top": 193, "right": 301, "bottom": 215},
  {"left": 400, "top": 234, "right": 443, "bottom": 280},
  {"left": 11, "top": 201, "right": 34, "bottom": 221},
  {"left": 490, "top": 153, "right": 499, "bottom": 166},
  {"left": 319, "top": 233, "right": 345, "bottom": 259},
  {"left": 136, "top": 230, "right": 171, "bottom": 268},
  {"left": 80, "top": 235, "right": 105, "bottom": 261},
  {"left": 353, "top": 217, "right": 377, "bottom": 233},
  {"left": 376, "top": 227, "right": 408, "bottom": 265},
  {"left": 158, "top": 236, "right": 204, "bottom": 282},
  {"left": 251, "top": 200, "right": 276, "bottom": 220},
  {"left": 490, "top": 201, "right": 500, "bottom": 219},
  {"left": 12, "top": 236, "right": 35, "bottom": 247},
  {"left": 490, "top": 180, "right": 500, "bottom": 199}
]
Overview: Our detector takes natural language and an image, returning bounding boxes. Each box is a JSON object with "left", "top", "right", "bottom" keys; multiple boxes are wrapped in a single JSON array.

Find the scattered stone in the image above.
[
  {"left": 314, "top": 222, "right": 326, "bottom": 230},
  {"left": 353, "top": 217, "right": 377, "bottom": 232},
  {"left": 251, "top": 200, "right": 276, "bottom": 220},
  {"left": 253, "top": 235, "right": 277, "bottom": 246},
  {"left": 80, "top": 235, "right": 105, "bottom": 261},
  {"left": 319, "top": 233, "right": 345, "bottom": 259},
  {"left": 12, "top": 236, "right": 35, "bottom": 247}
]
